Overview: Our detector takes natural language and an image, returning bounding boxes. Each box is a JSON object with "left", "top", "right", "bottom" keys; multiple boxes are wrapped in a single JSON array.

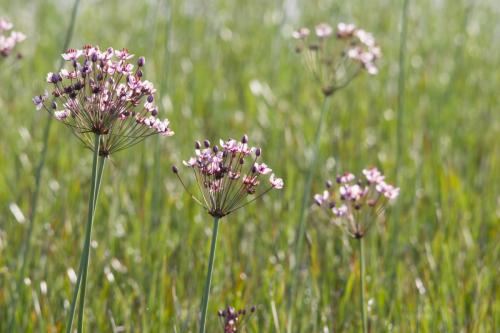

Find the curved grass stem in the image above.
[{"left": 199, "top": 217, "right": 221, "bottom": 333}]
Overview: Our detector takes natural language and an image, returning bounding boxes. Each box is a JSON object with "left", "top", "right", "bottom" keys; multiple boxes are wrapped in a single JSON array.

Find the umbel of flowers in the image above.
[
  {"left": 314, "top": 166, "right": 399, "bottom": 333},
  {"left": 314, "top": 167, "right": 399, "bottom": 238},
  {"left": 33, "top": 44, "right": 173, "bottom": 156},
  {"left": 293, "top": 22, "right": 381, "bottom": 96},
  {"left": 33, "top": 46, "right": 174, "bottom": 333},
  {"left": 173, "top": 135, "right": 282, "bottom": 333},
  {"left": 173, "top": 135, "right": 283, "bottom": 218},
  {"left": 0, "top": 18, "right": 25, "bottom": 58},
  {"left": 217, "top": 305, "right": 256, "bottom": 333}
]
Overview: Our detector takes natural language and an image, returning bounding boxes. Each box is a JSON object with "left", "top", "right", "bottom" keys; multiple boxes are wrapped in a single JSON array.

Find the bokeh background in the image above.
[{"left": 0, "top": 0, "right": 498, "bottom": 331}]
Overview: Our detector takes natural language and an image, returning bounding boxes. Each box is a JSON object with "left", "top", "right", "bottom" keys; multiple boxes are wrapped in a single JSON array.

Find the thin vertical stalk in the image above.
[
  {"left": 9, "top": 0, "right": 81, "bottom": 329},
  {"left": 65, "top": 134, "right": 101, "bottom": 333},
  {"left": 395, "top": 0, "right": 410, "bottom": 178},
  {"left": 359, "top": 238, "right": 367, "bottom": 333},
  {"left": 199, "top": 217, "right": 221, "bottom": 333},
  {"left": 77, "top": 148, "right": 106, "bottom": 333},
  {"left": 287, "top": 96, "right": 330, "bottom": 332}
]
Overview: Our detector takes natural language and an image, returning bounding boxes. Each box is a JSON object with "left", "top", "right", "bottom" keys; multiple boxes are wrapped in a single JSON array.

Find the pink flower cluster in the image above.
[
  {"left": 336, "top": 23, "right": 381, "bottom": 75},
  {"left": 33, "top": 45, "right": 174, "bottom": 156},
  {"left": 314, "top": 167, "right": 399, "bottom": 238},
  {"left": 292, "top": 22, "right": 381, "bottom": 95},
  {"left": 0, "top": 18, "right": 25, "bottom": 58},
  {"left": 174, "top": 135, "right": 283, "bottom": 218},
  {"left": 217, "top": 305, "right": 255, "bottom": 333}
]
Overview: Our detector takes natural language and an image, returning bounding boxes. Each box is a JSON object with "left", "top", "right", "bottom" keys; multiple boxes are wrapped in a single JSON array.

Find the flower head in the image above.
[
  {"left": 314, "top": 167, "right": 399, "bottom": 238},
  {"left": 173, "top": 135, "right": 283, "bottom": 218},
  {"left": 0, "top": 18, "right": 25, "bottom": 58},
  {"left": 293, "top": 21, "right": 381, "bottom": 96},
  {"left": 217, "top": 305, "right": 256, "bottom": 333},
  {"left": 33, "top": 45, "right": 174, "bottom": 156}
]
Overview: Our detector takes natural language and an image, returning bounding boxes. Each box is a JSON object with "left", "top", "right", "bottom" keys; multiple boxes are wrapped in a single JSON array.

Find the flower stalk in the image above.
[
  {"left": 359, "top": 237, "right": 367, "bottom": 333},
  {"left": 66, "top": 133, "right": 106, "bottom": 333},
  {"left": 199, "top": 217, "right": 220, "bottom": 333},
  {"left": 288, "top": 95, "right": 330, "bottom": 330}
]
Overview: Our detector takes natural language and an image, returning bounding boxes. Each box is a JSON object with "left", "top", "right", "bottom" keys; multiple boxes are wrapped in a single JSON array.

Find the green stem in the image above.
[
  {"left": 199, "top": 217, "right": 220, "bottom": 333},
  {"left": 77, "top": 145, "right": 106, "bottom": 333},
  {"left": 395, "top": 0, "right": 410, "bottom": 179},
  {"left": 359, "top": 237, "right": 367, "bottom": 333},
  {"left": 65, "top": 134, "right": 102, "bottom": 333},
  {"left": 287, "top": 96, "right": 330, "bottom": 331}
]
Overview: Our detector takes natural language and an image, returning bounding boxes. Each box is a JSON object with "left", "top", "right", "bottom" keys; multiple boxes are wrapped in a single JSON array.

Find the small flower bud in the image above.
[
  {"left": 255, "top": 148, "right": 261, "bottom": 157},
  {"left": 51, "top": 101, "right": 57, "bottom": 110},
  {"left": 91, "top": 53, "right": 98, "bottom": 62},
  {"left": 147, "top": 95, "right": 154, "bottom": 103},
  {"left": 241, "top": 134, "right": 248, "bottom": 143},
  {"left": 136, "top": 69, "right": 143, "bottom": 77},
  {"left": 195, "top": 141, "right": 201, "bottom": 149},
  {"left": 151, "top": 108, "right": 158, "bottom": 116},
  {"left": 326, "top": 180, "right": 333, "bottom": 188},
  {"left": 213, "top": 145, "right": 219, "bottom": 153},
  {"left": 172, "top": 165, "right": 178, "bottom": 174},
  {"left": 204, "top": 139, "right": 210, "bottom": 148},
  {"left": 137, "top": 56, "right": 145, "bottom": 67}
]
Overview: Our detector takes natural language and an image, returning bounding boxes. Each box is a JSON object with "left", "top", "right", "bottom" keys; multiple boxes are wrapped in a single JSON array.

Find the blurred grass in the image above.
[{"left": 0, "top": 0, "right": 499, "bottom": 332}]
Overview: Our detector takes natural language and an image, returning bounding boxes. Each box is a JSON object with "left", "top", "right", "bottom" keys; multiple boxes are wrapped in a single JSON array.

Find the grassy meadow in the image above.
[{"left": 0, "top": 0, "right": 499, "bottom": 331}]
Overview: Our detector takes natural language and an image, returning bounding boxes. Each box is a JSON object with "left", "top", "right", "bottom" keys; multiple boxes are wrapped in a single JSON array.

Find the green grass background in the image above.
[{"left": 0, "top": 0, "right": 499, "bottom": 331}]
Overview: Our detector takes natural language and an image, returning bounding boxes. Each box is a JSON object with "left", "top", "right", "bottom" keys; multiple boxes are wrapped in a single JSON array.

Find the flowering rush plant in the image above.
[
  {"left": 173, "top": 135, "right": 283, "bottom": 218},
  {"left": 217, "top": 305, "right": 256, "bottom": 333},
  {"left": 33, "top": 44, "right": 173, "bottom": 156},
  {"left": 32, "top": 45, "right": 174, "bottom": 332},
  {"left": 0, "top": 18, "right": 25, "bottom": 58},
  {"left": 173, "top": 135, "right": 282, "bottom": 333},
  {"left": 293, "top": 22, "right": 381, "bottom": 96},
  {"left": 314, "top": 167, "right": 399, "bottom": 238}
]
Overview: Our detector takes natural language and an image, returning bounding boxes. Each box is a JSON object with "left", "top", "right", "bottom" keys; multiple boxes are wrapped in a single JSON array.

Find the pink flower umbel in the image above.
[
  {"left": 218, "top": 305, "right": 256, "bottom": 333},
  {"left": 0, "top": 18, "right": 25, "bottom": 58},
  {"left": 33, "top": 45, "right": 174, "bottom": 156},
  {"left": 314, "top": 167, "right": 399, "bottom": 238},
  {"left": 173, "top": 135, "right": 283, "bottom": 218},
  {"left": 293, "top": 22, "right": 381, "bottom": 96}
]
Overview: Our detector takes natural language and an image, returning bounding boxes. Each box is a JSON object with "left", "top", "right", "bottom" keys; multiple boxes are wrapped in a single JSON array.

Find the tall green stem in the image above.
[
  {"left": 359, "top": 238, "right": 367, "bottom": 333},
  {"left": 395, "top": 0, "right": 409, "bottom": 178},
  {"left": 287, "top": 96, "right": 330, "bottom": 331},
  {"left": 199, "top": 217, "right": 221, "bottom": 333},
  {"left": 65, "top": 134, "right": 104, "bottom": 333}
]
